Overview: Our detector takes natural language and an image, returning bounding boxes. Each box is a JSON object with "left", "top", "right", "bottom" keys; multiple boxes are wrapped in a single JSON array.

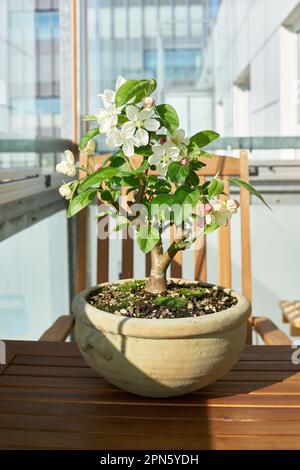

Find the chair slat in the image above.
[
  {"left": 218, "top": 178, "right": 232, "bottom": 288},
  {"left": 194, "top": 176, "right": 207, "bottom": 282},
  {"left": 170, "top": 224, "right": 183, "bottom": 279},
  {"left": 239, "top": 150, "right": 252, "bottom": 344},
  {"left": 76, "top": 153, "right": 89, "bottom": 292},
  {"left": 120, "top": 187, "right": 134, "bottom": 280},
  {"left": 198, "top": 155, "right": 241, "bottom": 176},
  {"left": 96, "top": 200, "right": 109, "bottom": 284},
  {"left": 240, "top": 150, "right": 252, "bottom": 301}
]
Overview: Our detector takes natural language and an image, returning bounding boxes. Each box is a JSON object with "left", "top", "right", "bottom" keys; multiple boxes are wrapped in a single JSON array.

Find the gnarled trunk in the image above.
[
  {"left": 145, "top": 229, "right": 186, "bottom": 294},
  {"left": 145, "top": 243, "right": 168, "bottom": 294}
]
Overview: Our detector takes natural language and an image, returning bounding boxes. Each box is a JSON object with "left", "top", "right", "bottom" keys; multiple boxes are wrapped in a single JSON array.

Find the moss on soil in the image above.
[
  {"left": 153, "top": 296, "right": 189, "bottom": 309},
  {"left": 87, "top": 280, "right": 237, "bottom": 319}
]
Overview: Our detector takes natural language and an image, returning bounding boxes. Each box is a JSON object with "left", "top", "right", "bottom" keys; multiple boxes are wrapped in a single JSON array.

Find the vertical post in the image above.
[
  {"left": 240, "top": 150, "right": 253, "bottom": 344},
  {"left": 71, "top": 0, "right": 78, "bottom": 145},
  {"left": 76, "top": 153, "right": 89, "bottom": 293},
  {"left": 70, "top": 1, "right": 89, "bottom": 294},
  {"left": 67, "top": 216, "right": 77, "bottom": 305},
  {"left": 194, "top": 176, "right": 207, "bottom": 282},
  {"left": 80, "top": 0, "right": 89, "bottom": 136},
  {"left": 218, "top": 177, "right": 232, "bottom": 288}
]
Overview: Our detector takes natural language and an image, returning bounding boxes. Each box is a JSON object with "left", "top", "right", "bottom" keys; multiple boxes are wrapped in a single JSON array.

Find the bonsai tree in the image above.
[{"left": 57, "top": 77, "right": 268, "bottom": 294}]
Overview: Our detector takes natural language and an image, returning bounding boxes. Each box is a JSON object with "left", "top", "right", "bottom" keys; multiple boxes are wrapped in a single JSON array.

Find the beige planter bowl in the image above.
[{"left": 72, "top": 279, "right": 251, "bottom": 398}]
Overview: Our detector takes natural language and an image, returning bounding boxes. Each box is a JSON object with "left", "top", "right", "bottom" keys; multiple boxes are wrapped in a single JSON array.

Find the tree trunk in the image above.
[
  {"left": 145, "top": 235, "right": 184, "bottom": 294},
  {"left": 145, "top": 243, "right": 168, "bottom": 294}
]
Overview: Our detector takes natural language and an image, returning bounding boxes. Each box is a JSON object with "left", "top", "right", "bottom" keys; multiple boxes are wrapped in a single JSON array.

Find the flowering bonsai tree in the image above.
[{"left": 57, "top": 77, "right": 268, "bottom": 294}]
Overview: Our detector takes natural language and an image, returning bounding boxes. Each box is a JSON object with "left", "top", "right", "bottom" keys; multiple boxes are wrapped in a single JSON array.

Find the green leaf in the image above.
[
  {"left": 167, "top": 162, "right": 181, "bottom": 182},
  {"left": 171, "top": 185, "right": 199, "bottom": 206},
  {"left": 67, "top": 190, "right": 97, "bottom": 218},
  {"left": 171, "top": 185, "right": 200, "bottom": 224},
  {"left": 155, "top": 104, "right": 179, "bottom": 133},
  {"left": 190, "top": 160, "right": 206, "bottom": 171},
  {"left": 95, "top": 208, "right": 116, "bottom": 219},
  {"left": 82, "top": 114, "right": 98, "bottom": 122},
  {"left": 148, "top": 176, "right": 171, "bottom": 194},
  {"left": 111, "top": 219, "right": 129, "bottom": 233},
  {"left": 115, "top": 79, "right": 157, "bottom": 107},
  {"left": 150, "top": 194, "right": 171, "bottom": 221},
  {"left": 127, "top": 79, "right": 156, "bottom": 103},
  {"left": 204, "top": 223, "right": 220, "bottom": 234},
  {"left": 188, "top": 130, "right": 220, "bottom": 154},
  {"left": 208, "top": 179, "right": 224, "bottom": 198},
  {"left": 100, "top": 150, "right": 124, "bottom": 167},
  {"left": 109, "top": 156, "right": 127, "bottom": 168},
  {"left": 134, "top": 146, "right": 152, "bottom": 157},
  {"left": 117, "top": 114, "right": 128, "bottom": 126},
  {"left": 186, "top": 170, "right": 199, "bottom": 187},
  {"left": 151, "top": 194, "right": 171, "bottom": 205},
  {"left": 167, "top": 162, "right": 189, "bottom": 183},
  {"left": 115, "top": 80, "right": 138, "bottom": 107},
  {"left": 100, "top": 189, "right": 114, "bottom": 204},
  {"left": 228, "top": 178, "right": 272, "bottom": 210},
  {"left": 79, "top": 128, "right": 100, "bottom": 151},
  {"left": 137, "top": 226, "right": 160, "bottom": 254},
  {"left": 122, "top": 174, "right": 140, "bottom": 187},
  {"left": 80, "top": 167, "right": 118, "bottom": 191}
]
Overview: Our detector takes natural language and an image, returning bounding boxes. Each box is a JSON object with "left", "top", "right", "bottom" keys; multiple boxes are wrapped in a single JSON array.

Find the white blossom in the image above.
[
  {"left": 167, "top": 128, "right": 190, "bottom": 147},
  {"left": 227, "top": 199, "right": 240, "bottom": 214},
  {"left": 126, "top": 105, "right": 160, "bottom": 147},
  {"left": 96, "top": 107, "right": 118, "bottom": 134},
  {"left": 56, "top": 150, "right": 76, "bottom": 177},
  {"left": 206, "top": 201, "right": 232, "bottom": 227},
  {"left": 59, "top": 183, "right": 72, "bottom": 200},
  {"left": 96, "top": 76, "right": 127, "bottom": 134},
  {"left": 97, "top": 75, "right": 126, "bottom": 110},
  {"left": 106, "top": 121, "right": 136, "bottom": 157},
  {"left": 149, "top": 142, "right": 180, "bottom": 176}
]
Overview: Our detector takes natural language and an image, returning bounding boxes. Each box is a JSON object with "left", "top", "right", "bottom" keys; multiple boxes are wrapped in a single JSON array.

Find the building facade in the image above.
[
  {"left": 210, "top": 0, "right": 300, "bottom": 159},
  {"left": 0, "top": 0, "right": 64, "bottom": 143},
  {"left": 84, "top": 0, "right": 219, "bottom": 146}
]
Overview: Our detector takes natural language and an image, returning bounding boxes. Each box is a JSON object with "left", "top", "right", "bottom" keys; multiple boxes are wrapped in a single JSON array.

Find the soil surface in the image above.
[{"left": 87, "top": 280, "right": 238, "bottom": 319}]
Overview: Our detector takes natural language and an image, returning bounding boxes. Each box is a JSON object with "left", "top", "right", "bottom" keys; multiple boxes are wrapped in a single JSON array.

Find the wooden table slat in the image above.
[{"left": 0, "top": 340, "right": 299, "bottom": 450}]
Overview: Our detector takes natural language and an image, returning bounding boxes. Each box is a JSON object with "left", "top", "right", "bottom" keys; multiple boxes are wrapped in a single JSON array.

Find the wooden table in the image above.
[{"left": 0, "top": 340, "right": 300, "bottom": 450}]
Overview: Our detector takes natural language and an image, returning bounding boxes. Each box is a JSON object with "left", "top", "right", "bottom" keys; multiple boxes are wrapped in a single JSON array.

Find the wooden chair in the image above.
[
  {"left": 280, "top": 300, "right": 300, "bottom": 336},
  {"left": 41, "top": 150, "right": 291, "bottom": 346}
]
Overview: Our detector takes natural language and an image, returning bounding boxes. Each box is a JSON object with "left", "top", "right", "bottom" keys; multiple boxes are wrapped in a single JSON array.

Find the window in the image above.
[
  {"left": 144, "top": 50, "right": 157, "bottom": 77},
  {"left": 35, "top": 11, "right": 59, "bottom": 41},
  {"left": 36, "top": 97, "right": 61, "bottom": 114},
  {"left": 144, "top": 48, "right": 201, "bottom": 84},
  {"left": 298, "top": 32, "right": 300, "bottom": 125},
  {"left": 166, "top": 49, "right": 200, "bottom": 82}
]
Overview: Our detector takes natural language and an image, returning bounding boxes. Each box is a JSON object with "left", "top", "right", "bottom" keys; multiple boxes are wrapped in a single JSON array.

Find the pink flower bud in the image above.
[
  {"left": 143, "top": 96, "right": 155, "bottom": 107},
  {"left": 180, "top": 158, "right": 188, "bottom": 166},
  {"left": 95, "top": 163, "right": 102, "bottom": 171},
  {"left": 204, "top": 203, "right": 213, "bottom": 215},
  {"left": 159, "top": 136, "right": 167, "bottom": 144}
]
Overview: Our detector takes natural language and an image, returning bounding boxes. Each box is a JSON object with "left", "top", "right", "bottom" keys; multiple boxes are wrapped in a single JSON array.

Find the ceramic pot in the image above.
[{"left": 72, "top": 279, "right": 251, "bottom": 398}]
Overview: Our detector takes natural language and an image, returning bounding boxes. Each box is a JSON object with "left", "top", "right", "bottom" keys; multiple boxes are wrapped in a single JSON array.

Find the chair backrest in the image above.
[{"left": 77, "top": 150, "right": 252, "bottom": 342}]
